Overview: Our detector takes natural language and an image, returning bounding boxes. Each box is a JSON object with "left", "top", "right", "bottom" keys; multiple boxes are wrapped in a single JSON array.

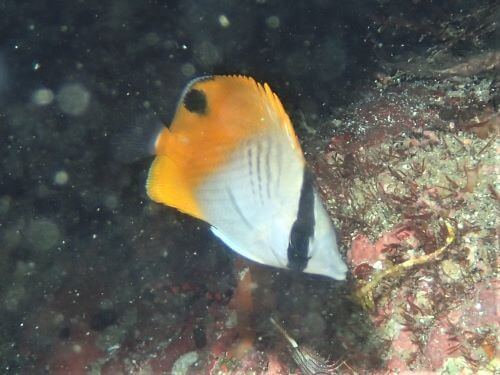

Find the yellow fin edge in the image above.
[{"left": 146, "top": 155, "right": 205, "bottom": 221}]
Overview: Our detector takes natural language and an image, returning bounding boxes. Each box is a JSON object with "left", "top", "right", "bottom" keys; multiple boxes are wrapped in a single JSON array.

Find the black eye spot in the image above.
[{"left": 183, "top": 88, "right": 208, "bottom": 115}]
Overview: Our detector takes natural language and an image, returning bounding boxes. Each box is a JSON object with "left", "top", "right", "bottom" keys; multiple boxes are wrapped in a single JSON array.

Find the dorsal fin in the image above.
[{"left": 257, "top": 78, "right": 303, "bottom": 153}]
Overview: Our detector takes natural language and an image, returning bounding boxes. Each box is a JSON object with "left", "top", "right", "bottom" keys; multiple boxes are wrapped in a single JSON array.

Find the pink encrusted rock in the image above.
[
  {"left": 462, "top": 280, "right": 499, "bottom": 329},
  {"left": 348, "top": 234, "right": 380, "bottom": 267},
  {"left": 424, "top": 280, "right": 499, "bottom": 370},
  {"left": 384, "top": 353, "right": 409, "bottom": 373},
  {"left": 374, "top": 227, "right": 418, "bottom": 255},
  {"left": 392, "top": 328, "right": 419, "bottom": 354},
  {"left": 424, "top": 317, "right": 459, "bottom": 369},
  {"left": 384, "top": 329, "right": 420, "bottom": 372},
  {"left": 348, "top": 226, "right": 418, "bottom": 268}
]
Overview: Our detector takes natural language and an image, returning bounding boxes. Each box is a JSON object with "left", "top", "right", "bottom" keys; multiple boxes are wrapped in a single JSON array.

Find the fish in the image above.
[{"left": 146, "top": 75, "right": 347, "bottom": 280}]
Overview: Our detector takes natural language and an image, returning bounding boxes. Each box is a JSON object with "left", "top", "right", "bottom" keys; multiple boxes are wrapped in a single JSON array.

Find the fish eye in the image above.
[{"left": 183, "top": 88, "right": 208, "bottom": 115}]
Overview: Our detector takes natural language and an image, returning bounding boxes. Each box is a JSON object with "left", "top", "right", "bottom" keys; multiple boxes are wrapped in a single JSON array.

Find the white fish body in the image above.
[{"left": 147, "top": 75, "right": 347, "bottom": 280}]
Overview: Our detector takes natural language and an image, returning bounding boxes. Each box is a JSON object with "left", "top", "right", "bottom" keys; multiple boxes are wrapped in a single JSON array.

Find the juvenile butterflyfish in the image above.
[{"left": 146, "top": 75, "right": 347, "bottom": 280}]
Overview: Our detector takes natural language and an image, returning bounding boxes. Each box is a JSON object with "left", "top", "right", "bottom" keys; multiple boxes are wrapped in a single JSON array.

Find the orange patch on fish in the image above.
[{"left": 147, "top": 75, "right": 301, "bottom": 221}]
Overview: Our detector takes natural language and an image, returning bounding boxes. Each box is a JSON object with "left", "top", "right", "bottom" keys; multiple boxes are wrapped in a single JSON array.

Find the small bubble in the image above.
[
  {"left": 104, "top": 194, "right": 118, "bottom": 210},
  {"left": 0, "top": 195, "right": 11, "bottom": 215},
  {"left": 181, "top": 63, "right": 196, "bottom": 77},
  {"left": 28, "top": 219, "right": 61, "bottom": 251},
  {"left": 53, "top": 170, "right": 69, "bottom": 185},
  {"left": 218, "top": 14, "right": 230, "bottom": 28},
  {"left": 32, "top": 88, "right": 54, "bottom": 106},
  {"left": 57, "top": 83, "right": 91, "bottom": 116},
  {"left": 145, "top": 32, "right": 160, "bottom": 46},
  {"left": 265, "top": 16, "right": 280, "bottom": 29},
  {"left": 163, "top": 40, "right": 176, "bottom": 50},
  {"left": 193, "top": 40, "right": 221, "bottom": 68}
]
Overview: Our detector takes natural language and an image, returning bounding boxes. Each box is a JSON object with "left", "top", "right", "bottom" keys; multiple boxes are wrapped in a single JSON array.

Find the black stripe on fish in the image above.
[
  {"left": 287, "top": 168, "right": 315, "bottom": 272},
  {"left": 265, "top": 139, "right": 272, "bottom": 198},
  {"left": 247, "top": 143, "right": 256, "bottom": 198},
  {"left": 256, "top": 141, "right": 264, "bottom": 203}
]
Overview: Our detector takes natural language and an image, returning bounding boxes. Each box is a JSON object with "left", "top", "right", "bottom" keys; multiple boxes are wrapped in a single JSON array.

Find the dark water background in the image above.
[{"left": 0, "top": 0, "right": 497, "bottom": 373}]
